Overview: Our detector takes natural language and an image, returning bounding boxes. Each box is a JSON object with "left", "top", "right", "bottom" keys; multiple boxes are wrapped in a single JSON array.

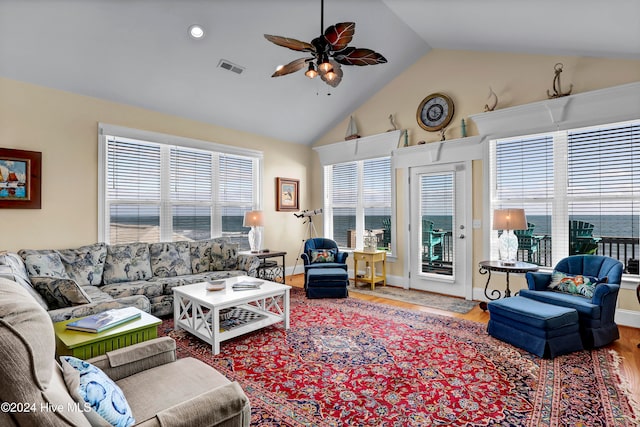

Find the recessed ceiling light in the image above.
[{"left": 188, "top": 24, "right": 205, "bottom": 39}]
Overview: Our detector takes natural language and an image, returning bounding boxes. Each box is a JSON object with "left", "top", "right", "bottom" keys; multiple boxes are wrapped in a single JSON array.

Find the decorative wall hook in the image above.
[
  {"left": 484, "top": 86, "right": 498, "bottom": 111},
  {"left": 547, "top": 63, "right": 573, "bottom": 99}
]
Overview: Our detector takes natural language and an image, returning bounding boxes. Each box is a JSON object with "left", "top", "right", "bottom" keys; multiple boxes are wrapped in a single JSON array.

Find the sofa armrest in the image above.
[
  {"left": 301, "top": 253, "right": 310, "bottom": 265},
  {"left": 525, "top": 271, "right": 552, "bottom": 291},
  {"left": 592, "top": 283, "right": 620, "bottom": 306},
  {"left": 336, "top": 252, "right": 348, "bottom": 263},
  {"left": 86, "top": 337, "right": 177, "bottom": 381},
  {"left": 155, "top": 381, "right": 250, "bottom": 427},
  {"left": 237, "top": 254, "right": 260, "bottom": 278}
]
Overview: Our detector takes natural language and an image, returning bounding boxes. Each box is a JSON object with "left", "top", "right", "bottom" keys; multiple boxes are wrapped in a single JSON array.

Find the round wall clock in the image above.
[{"left": 416, "top": 93, "right": 455, "bottom": 132}]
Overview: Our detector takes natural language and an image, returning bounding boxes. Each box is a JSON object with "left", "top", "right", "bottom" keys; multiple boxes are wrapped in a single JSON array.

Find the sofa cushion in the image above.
[
  {"left": 210, "top": 240, "right": 239, "bottom": 271},
  {"left": 30, "top": 277, "right": 92, "bottom": 309},
  {"left": 101, "top": 280, "right": 164, "bottom": 300},
  {"left": 47, "top": 294, "right": 151, "bottom": 323},
  {"left": 18, "top": 249, "right": 69, "bottom": 278},
  {"left": 115, "top": 357, "right": 233, "bottom": 425},
  {"left": 61, "top": 356, "right": 135, "bottom": 427},
  {"left": 103, "top": 243, "right": 152, "bottom": 285},
  {"left": 58, "top": 243, "right": 108, "bottom": 286},
  {"left": 189, "top": 239, "right": 214, "bottom": 273},
  {"left": 0, "top": 252, "right": 49, "bottom": 310},
  {"left": 519, "top": 289, "right": 601, "bottom": 319},
  {"left": 149, "top": 242, "right": 192, "bottom": 278}
]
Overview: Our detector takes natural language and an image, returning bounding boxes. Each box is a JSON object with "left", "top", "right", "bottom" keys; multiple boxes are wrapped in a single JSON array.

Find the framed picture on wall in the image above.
[
  {"left": 0, "top": 148, "right": 42, "bottom": 209},
  {"left": 276, "top": 177, "right": 299, "bottom": 212}
]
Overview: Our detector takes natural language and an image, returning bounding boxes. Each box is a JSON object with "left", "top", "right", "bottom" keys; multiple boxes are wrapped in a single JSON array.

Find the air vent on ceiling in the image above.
[{"left": 217, "top": 59, "right": 245, "bottom": 75}]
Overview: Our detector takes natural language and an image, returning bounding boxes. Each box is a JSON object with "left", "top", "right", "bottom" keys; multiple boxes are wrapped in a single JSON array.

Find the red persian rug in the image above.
[{"left": 160, "top": 288, "right": 639, "bottom": 426}]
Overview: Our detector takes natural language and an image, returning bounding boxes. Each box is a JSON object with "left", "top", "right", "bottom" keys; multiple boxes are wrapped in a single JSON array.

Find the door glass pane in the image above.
[{"left": 420, "top": 172, "right": 453, "bottom": 276}]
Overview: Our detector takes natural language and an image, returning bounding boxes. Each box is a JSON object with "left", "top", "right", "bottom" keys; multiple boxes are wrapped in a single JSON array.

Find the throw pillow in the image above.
[
  {"left": 310, "top": 249, "right": 336, "bottom": 263},
  {"left": 30, "top": 277, "right": 92, "bottom": 309},
  {"left": 210, "top": 239, "right": 239, "bottom": 271},
  {"left": 189, "top": 239, "right": 214, "bottom": 273},
  {"left": 18, "top": 249, "right": 69, "bottom": 279},
  {"left": 103, "top": 243, "right": 152, "bottom": 285},
  {"left": 58, "top": 243, "right": 108, "bottom": 286},
  {"left": 547, "top": 271, "right": 605, "bottom": 299},
  {"left": 60, "top": 356, "right": 135, "bottom": 427},
  {"left": 149, "top": 241, "right": 192, "bottom": 277}
]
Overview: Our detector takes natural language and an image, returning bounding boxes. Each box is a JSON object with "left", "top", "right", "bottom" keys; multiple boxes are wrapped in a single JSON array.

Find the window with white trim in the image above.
[
  {"left": 325, "top": 156, "right": 392, "bottom": 250},
  {"left": 490, "top": 119, "right": 639, "bottom": 273},
  {"left": 99, "top": 126, "right": 261, "bottom": 247}
]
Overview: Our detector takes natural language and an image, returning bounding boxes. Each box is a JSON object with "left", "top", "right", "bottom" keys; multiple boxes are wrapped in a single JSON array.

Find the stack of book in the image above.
[{"left": 65, "top": 307, "right": 141, "bottom": 333}]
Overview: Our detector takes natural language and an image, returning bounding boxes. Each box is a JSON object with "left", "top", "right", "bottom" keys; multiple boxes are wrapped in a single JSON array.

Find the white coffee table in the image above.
[{"left": 173, "top": 276, "right": 291, "bottom": 354}]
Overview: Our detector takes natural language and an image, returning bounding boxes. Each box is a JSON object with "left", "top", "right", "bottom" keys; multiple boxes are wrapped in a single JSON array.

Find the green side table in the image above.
[{"left": 54, "top": 308, "right": 162, "bottom": 359}]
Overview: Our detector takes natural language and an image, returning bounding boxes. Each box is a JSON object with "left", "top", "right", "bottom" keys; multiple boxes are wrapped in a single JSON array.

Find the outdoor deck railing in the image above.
[{"left": 427, "top": 233, "right": 639, "bottom": 275}]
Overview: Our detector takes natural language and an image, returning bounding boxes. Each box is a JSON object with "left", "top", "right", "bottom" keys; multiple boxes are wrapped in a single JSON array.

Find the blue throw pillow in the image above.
[{"left": 60, "top": 356, "right": 135, "bottom": 427}]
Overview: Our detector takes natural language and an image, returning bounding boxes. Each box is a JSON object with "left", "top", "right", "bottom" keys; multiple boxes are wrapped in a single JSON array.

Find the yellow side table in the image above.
[{"left": 353, "top": 250, "right": 387, "bottom": 290}]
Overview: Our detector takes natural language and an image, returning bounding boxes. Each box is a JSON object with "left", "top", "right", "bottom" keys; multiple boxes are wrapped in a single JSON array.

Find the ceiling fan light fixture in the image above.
[
  {"left": 305, "top": 63, "right": 318, "bottom": 79},
  {"left": 318, "top": 55, "right": 332, "bottom": 73},
  {"left": 325, "top": 70, "right": 337, "bottom": 81}
]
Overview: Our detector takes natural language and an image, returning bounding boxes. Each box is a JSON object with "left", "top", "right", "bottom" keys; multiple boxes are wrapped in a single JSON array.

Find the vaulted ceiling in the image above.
[{"left": 1, "top": 0, "right": 638, "bottom": 145}]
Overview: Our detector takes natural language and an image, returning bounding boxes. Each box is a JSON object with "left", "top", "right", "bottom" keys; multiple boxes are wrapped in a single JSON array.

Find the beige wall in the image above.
[
  {"left": 0, "top": 77, "right": 312, "bottom": 272},
  {"left": 312, "top": 50, "right": 640, "bottom": 315}
]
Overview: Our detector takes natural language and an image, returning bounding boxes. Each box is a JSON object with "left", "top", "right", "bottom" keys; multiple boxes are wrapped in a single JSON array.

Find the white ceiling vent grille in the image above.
[{"left": 217, "top": 59, "right": 245, "bottom": 75}]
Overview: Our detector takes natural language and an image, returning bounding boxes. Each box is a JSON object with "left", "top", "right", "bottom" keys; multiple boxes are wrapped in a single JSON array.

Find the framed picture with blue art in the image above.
[
  {"left": 276, "top": 177, "right": 299, "bottom": 212},
  {"left": 0, "top": 148, "right": 41, "bottom": 209}
]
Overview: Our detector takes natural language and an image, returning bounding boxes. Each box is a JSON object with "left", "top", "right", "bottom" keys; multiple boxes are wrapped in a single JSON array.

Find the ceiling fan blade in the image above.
[
  {"left": 320, "top": 61, "right": 342, "bottom": 87},
  {"left": 264, "top": 34, "right": 315, "bottom": 52},
  {"left": 271, "top": 57, "right": 310, "bottom": 77},
  {"left": 323, "top": 22, "right": 355, "bottom": 52},
  {"left": 333, "top": 47, "right": 387, "bottom": 66}
]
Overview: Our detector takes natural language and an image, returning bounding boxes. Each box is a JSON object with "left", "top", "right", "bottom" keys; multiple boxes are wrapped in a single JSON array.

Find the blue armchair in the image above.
[
  {"left": 301, "top": 238, "right": 349, "bottom": 298},
  {"left": 521, "top": 255, "right": 623, "bottom": 348},
  {"left": 301, "top": 238, "right": 348, "bottom": 273}
]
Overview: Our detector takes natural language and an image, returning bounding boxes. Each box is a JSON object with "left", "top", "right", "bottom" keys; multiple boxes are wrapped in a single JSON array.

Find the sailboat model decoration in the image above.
[
  {"left": 264, "top": 0, "right": 387, "bottom": 87},
  {"left": 345, "top": 116, "right": 360, "bottom": 140}
]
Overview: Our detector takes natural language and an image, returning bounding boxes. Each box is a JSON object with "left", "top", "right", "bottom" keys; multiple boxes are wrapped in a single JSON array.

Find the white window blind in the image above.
[
  {"left": 567, "top": 122, "right": 640, "bottom": 264},
  {"left": 101, "top": 130, "right": 261, "bottom": 246},
  {"left": 364, "top": 158, "right": 392, "bottom": 249},
  {"left": 330, "top": 162, "right": 357, "bottom": 248},
  {"left": 326, "top": 157, "right": 391, "bottom": 250},
  {"left": 490, "top": 120, "right": 640, "bottom": 272}
]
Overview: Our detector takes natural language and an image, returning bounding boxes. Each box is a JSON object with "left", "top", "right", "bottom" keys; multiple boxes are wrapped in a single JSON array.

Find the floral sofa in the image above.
[{"left": 0, "top": 238, "right": 259, "bottom": 322}]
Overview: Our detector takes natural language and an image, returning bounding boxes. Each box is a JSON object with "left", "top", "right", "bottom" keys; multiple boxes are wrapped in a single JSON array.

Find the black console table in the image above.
[
  {"left": 240, "top": 250, "right": 287, "bottom": 284},
  {"left": 478, "top": 260, "right": 539, "bottom": 310}
]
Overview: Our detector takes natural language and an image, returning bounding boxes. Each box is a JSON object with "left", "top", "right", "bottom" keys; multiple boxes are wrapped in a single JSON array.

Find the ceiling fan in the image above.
[{"left": 264, "top": 0, "right": 387, "bottom": 87}]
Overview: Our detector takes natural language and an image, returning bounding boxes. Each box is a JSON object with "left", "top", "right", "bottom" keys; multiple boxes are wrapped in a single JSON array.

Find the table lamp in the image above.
[
  {"left": 493, "top": 208, "right": 527, "bottom": 265},
  {"left": 243, "top": 210, "right": 264, "bottom": 253}
]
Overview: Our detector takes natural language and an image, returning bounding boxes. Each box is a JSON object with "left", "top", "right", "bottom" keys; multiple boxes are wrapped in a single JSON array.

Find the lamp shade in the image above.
[
  {"left": 492, "top": 208, "right": 527, "bottom": 231},
  {"left": 243, "top": 210, "right": 264, "bottom": 227}
]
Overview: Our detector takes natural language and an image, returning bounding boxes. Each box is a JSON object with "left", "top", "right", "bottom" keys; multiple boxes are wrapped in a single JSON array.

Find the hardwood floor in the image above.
[{"left": 286, "top": 274, "right": 640, "bottom": 399}]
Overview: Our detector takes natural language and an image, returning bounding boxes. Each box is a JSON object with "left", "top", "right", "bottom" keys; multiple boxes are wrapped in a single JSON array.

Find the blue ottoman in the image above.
[
  {"left": 305, "top": 268, "right": 349, "bottom": 299},
  {"left": 487, "top": 296, "right": 583, "bottom": 358}
]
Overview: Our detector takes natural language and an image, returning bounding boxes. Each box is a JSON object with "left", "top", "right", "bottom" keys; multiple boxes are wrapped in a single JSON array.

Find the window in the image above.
[
  {"left": 99, "top": 125, "right": 261, "bottom": 247},
  {"left": 490, "top": 120, "right": 639, "bottom": 272},
  {"left": 325, "top": 157, "right": 391, "bottom": 250}
]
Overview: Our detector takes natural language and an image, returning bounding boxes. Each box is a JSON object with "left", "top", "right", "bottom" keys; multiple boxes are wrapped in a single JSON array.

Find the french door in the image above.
[{"left": 409, "top": 162, "right": 471, "bottom": 298}]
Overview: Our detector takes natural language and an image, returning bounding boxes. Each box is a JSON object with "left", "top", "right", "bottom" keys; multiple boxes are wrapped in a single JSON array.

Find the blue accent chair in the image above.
[
  {"left": 521, "top": 255, "right": 623, "bottom": 348},
  {"left": 301, "top": 238, "right": 349, "bottom": 298}
]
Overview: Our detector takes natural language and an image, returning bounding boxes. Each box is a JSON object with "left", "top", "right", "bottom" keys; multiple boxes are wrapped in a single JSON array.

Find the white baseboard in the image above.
[{"left": 615, "top": 309, "right": 640, "bottom": 328}]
